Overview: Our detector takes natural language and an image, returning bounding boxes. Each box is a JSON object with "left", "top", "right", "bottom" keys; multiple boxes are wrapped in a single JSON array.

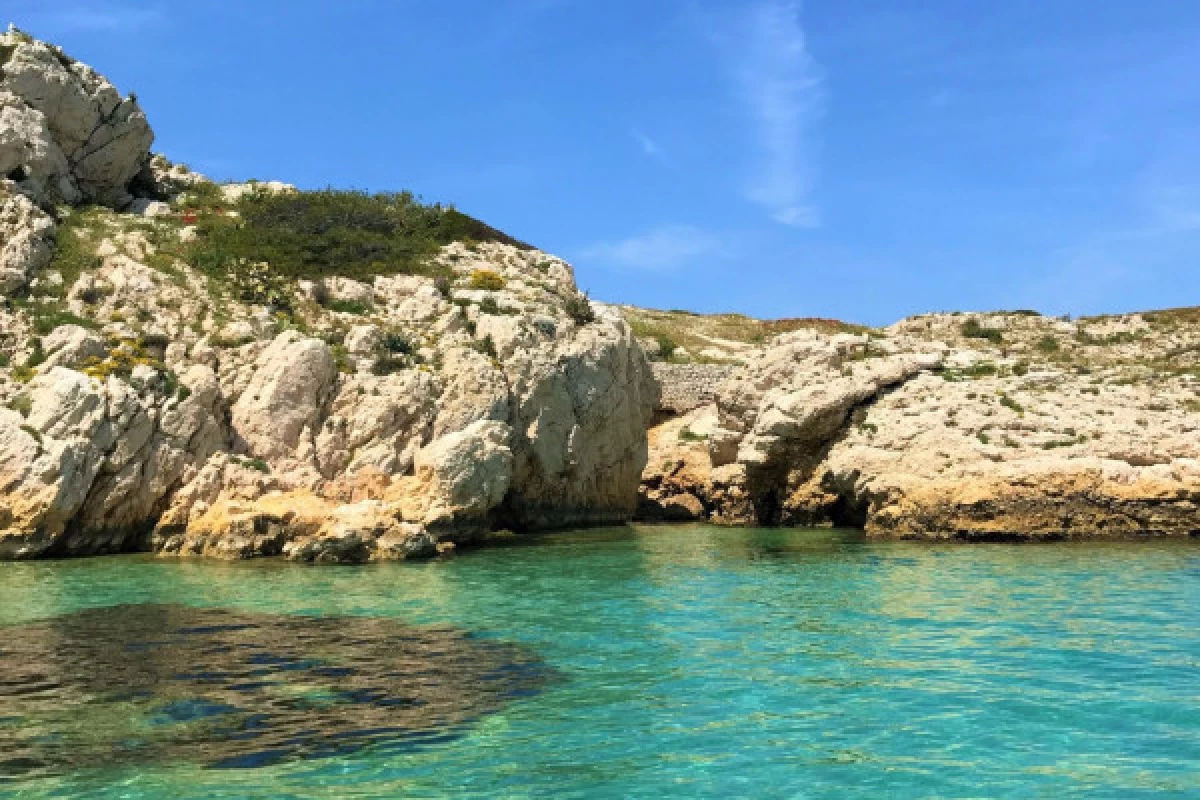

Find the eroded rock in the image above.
[{"left": 0, "top": 26, "right": 153, "bottom": 207}]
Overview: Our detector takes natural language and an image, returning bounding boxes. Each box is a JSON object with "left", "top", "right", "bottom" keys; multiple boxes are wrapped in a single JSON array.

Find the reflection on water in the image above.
[{"left": 0, "top": 604, "right": 554, "bottom": 778}]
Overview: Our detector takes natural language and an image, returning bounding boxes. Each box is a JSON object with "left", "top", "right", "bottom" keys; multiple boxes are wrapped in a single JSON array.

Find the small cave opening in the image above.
[
  {"left": 752, "top": 487, "right": 783, "bottom": 527},
  {"left": 7, "top": 165, "right": 28, "bottom": 182},
  {"left": 827, "top": 490, "right": 869, "bottom": 529}
]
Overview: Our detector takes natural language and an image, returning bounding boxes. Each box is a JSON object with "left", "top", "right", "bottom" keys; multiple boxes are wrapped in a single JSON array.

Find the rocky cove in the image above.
[{"left": 0, "top": 28, "right": 1198, "bottom": 564}]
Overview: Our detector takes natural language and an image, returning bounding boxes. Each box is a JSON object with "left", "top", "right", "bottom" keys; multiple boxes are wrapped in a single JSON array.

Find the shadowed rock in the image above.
[{"left": 0, "top": 604, "right": 555, "bottom": 777}]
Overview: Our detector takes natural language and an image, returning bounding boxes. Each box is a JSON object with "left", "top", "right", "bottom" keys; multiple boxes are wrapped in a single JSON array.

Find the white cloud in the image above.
[
  {"left": 581, "top": 225, "right": 719, "bottom": 271},
  {"left": 728, "top": 1, "right": 824, "bottom": 227},
  {"left": 632, "top": 129, "right": 664, "bottom": 162}
]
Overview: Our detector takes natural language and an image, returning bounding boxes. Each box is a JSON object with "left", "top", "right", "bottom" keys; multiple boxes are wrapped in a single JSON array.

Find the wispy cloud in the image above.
[
  {"left": 15, "top": 1, "right": 166, "bottom": 33},
  {"left": 726, "top": 1, "right": 825, "bottom": 227},
  {"left": 631, "top": 129, "right": 665, "bottom": 162},
  {"left": 581, "top": 225, "right": 719, "bottom": 271}
]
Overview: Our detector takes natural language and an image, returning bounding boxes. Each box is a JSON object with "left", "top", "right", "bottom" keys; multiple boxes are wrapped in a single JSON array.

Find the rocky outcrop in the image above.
[
  {"left": 3, "top": 30, "right": 1195, "bottom": 560},
  {"left": 0, "top": 364, "right": 225, "bottom": 558},
  {"left": 642, "top": 314, "right": 1200, "bottom": 539},
  {"left": 0, "top": 32, "right": 656, "bottom": 563},
  {"left": 0, "top": 26, "right": 153, "bottom": 208},
  {"left": 0, "top": 183, "right": 53, "bottom": 292},
  {"left": 0, "top": 230, "right": 655, "bottom": 561}
]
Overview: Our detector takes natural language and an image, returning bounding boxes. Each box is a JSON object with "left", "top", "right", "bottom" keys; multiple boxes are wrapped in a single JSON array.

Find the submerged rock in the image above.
[{"left": 0, "top": 604, "right": 555, "bottom": 776}]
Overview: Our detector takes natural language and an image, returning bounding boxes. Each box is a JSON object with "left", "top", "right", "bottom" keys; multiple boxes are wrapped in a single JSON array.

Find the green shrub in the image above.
[
  {"left": 678, "top": 428, "right": 708, "bottom": 442},
  {"left": 232, "top": 456, "right": 271, "bottom": 474},
  {"left": 999, "top": 393, "right": 1025, "bottom": 414},
  {"left": 79, "top": 339, "right": 162, "bottom": 382},
  {"left": 468, "top": 269, "right": 507, "bottom": 291},
  {"left": 939, "top": 362, "right": 997, "bottom": 381},
  {"left": 7, "top": 394, "right": 32, "bottom": 417},
  {"left": 21, "top": 305, "right": 99, "bottom": 336},
  {"left": 371, "top": 357, "right": 410, "bottom": 376},
  {"left": 383, "top": 331, "right": 415, "bottom": 355},
  {"left": 477, "top": 296, "right": 518, "bottom": 316},
  {"left": 224, "top": 261, "right": 293, "bottom": 311},
  {"left": 325, "top": 298, "right": 370, "bottom": 315},
  {"left": 187, "top": 189, "right": 527, "bottom": 285},
  {"left": 176, "top": 182, "right": 226, "bottom": 213},
  {"left": 24, "top": 338, "right": 45, "bottom": 369},
  {"left": 961, "top": 318, "right": 1004, "bottom": 344},
  {"left": 654, "top": 334, "right": 678, "bottom": 361},
  {"left": 965, "top": 363, "right": 997, "bottom": 378},
  {"left": 41, "top": 211, "right": 103, "bottom": 299},
  {"left": 331, "top": 345, "right": 353, "bottom": 374},
  {"left": 1035, "top": 335, "right": 1060, "bottom": 354},
  {"left": 470, "top": 335, "right": 497, "bottom": 358},
  {"left": 1075, "top": 329, "right": 1137, "bottom": 346},
  {"left": 564, "top": 292, "right": 596, "bottom": 325}
]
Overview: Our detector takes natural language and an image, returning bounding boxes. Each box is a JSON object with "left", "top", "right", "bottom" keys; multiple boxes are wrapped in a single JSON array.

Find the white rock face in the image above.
[
  {"left": 0, "top": 366, "right": 226, "bottom": 557},
  {"left": 407, "top": 419, "right": 514, "bottom": 526},
  {"left": 0, "top": 30, "right": 654, "bottom": 562},
  {"left": 0, "top": 182, "right": 54, "bottom": 293},
  {"left": 230, "top": 331, "right": 337, "bottom": 468},
  {"left": 0, "top": 223, "right": 655, "bottom": 560},
  {"left": 0, "top": 27, "right": 153, "bottom": 207},
  {"left": 642, "top": 311, "right": 1200, "bottom": 539},
  {"left": 40, "top": 324, "right": 106, "bottom": 368}
]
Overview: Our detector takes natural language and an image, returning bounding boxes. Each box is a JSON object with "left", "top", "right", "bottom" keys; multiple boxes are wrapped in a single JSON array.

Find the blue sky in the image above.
[{"left": 11, "top": 1, "right": 1200, "bottom": 325}]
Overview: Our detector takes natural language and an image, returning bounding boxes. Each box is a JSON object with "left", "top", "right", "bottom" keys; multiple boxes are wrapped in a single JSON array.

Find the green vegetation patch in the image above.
[
  {"left": 563, "top": 293, "right": 596, "bottom": 326},
  {"left": 1075, "top": 329, "right": 1137, "bottom": 346},
  {"left": 41, "top": 210, "right": 106, "bottom": 299},
  {"left": 939, "top": 362, "right": 998, "bottom": 381},
  {"left": 1035, "top": 335, "right": 1060, "bottom": 354},
  {"left": 470, "top": 335, "right": 498, "bottom": 359},
  {"left": 186, "top": 189, "right": 528, "bottom": 285},
  {"left": 998, "top": 393, "right": 1025, "bottom": 414},
  {"left": 468, "top": 269, "right": 507, "bottom": 291},
  {"left": 961, "top": 318, "right": 1004, "bottom": 344}
]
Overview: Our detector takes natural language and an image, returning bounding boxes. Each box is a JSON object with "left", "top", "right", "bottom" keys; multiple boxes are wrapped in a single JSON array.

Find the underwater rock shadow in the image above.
[{"left": 0, "top": 604, "right": 557, "bottom": 778}]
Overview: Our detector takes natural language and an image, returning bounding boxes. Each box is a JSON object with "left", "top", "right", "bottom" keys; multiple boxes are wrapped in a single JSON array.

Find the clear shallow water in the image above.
[{"left": 0, "top": 524, "right": 1197, "bottom": 798}]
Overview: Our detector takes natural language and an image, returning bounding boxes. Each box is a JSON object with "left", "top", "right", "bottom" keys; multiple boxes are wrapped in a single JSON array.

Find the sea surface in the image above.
[{"left": 0, "top": 525, "right": 1197, "bottom": 798}]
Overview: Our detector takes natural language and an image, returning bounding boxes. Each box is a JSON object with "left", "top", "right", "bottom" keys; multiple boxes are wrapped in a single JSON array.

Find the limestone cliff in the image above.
[
  {"left": 0, "top": 30, "right": 656, "bottom": 562},
  {"left": 638, "top": 311, "right": 1200, "bottom": 539}
]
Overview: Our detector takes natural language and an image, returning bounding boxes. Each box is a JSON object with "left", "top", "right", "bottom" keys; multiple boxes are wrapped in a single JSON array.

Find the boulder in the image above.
[
  {"left": 0, "top": 27, "right": 153, "bottom": 207},
  {"left": 230, "top": 331, "right": 337, "bottom": 467}
]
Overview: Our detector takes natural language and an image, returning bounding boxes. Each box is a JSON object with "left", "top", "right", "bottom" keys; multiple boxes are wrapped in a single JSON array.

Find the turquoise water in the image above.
[{"left": 1, "top": 524, "right": 1197, "bottom": 798}]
